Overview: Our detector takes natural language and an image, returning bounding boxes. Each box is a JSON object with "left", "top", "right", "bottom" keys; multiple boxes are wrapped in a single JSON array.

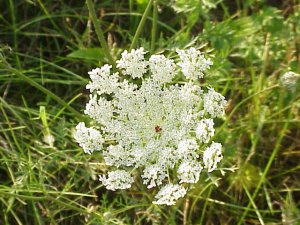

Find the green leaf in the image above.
[{"left": 67, "top": 48, "right": 105, "bottom": 61}]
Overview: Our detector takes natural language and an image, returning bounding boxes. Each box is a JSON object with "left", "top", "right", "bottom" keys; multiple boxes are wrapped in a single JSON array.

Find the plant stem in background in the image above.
[
  {"left": 86, "top": 0, "right": 115, "bottom": 67},
  {"left": 130, "top": 0, "right": 154, "bottom": 50},
  {"left": 183, "top": 197, "right": 189, "bottom": 225},
  {"left": 8, "top": 0, "right": 20, "bottom": 68},
  {"left": 150, "top": 0, "right": 158, "bottom": 54},
  {"left": 199, "top": 186, "right": 212, "bottom": 225}
]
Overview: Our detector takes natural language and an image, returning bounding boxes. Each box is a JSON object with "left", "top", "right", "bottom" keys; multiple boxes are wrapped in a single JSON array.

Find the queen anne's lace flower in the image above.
[{"left": 75, "top": 47, "right": 227, "bottom": 205}]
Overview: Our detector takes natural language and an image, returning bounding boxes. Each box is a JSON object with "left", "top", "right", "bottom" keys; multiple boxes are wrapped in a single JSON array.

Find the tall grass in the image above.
[{"left": 0, "top": 0, "right": 299, "bottom": 224}]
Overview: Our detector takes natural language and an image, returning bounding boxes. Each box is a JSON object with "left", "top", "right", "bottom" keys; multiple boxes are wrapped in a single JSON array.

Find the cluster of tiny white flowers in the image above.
[
  {"left": 99, "top": 170, "right": 134, "bottom": 191},
  {"left": 203, "top": 142, "right": 223, "bottom": 172},
  {"left": 203, "top": 87, "right": 227, "bottom": 118},
  {"left": 153, "top": 184, "right": 187, "bottom": 205},
  {"left": 74, "top": 122, "right": 103, "bottom": 154},
  {"left": 176, "top": 47, "right": 213, "bottom": 81},
  {"left": 116, "top": 48, "right": 148, "bottom": 78},
  {"left": 195, "top": 119, "right": 215, "bottom": 143},
  {"left": 149, "top": 55, "right": 176, "bottom": 83},
  {"left": 75, "top": 47, "right": 227, "bottom": 205},
  {"left": 280, "top": 71, "right": 299, "bottom": 92},
  {"left": 178, "top": 160, "right": 203, "bottom": 184},
  {"left": 86, "top": 64, "right": 119, "bottom": 95}
]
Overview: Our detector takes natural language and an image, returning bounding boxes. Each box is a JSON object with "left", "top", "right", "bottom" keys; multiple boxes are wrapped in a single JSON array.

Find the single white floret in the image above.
[
  {"left": 99, "top": 170, "right": 134, "bottom": 191},
  {"left": 153, "top": 184, "right": 187, "bottom": 205},
  {"left": 203, "top": 87, "right": 227, "bottom": 118},
  {"left": 177, "top": 160, "right": 203, "bottom": 184},
  {"left": 176, "top": 47, "right": 213, "bottom": 81},
  {"left": 74, "top": 122, "right": 103, "bottom": 154},
  {"left": 116, "top": 47, "right": 148, "bottom": 78},
  {"left": 203, "top": 142, "right": 223, "bottom": 172},
  {"left": 86, "top": 64, "right": 119, "bottom": 95},
  {"left": 195, "top": 118, "right": 215, "bottom": 143},
  {"left": 149, "top": 54, "right": 177, "bottom": 83}
]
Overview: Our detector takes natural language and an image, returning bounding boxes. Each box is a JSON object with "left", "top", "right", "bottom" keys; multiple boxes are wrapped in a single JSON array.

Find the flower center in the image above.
[{"left": 155, "top": 125, "right": 162, "bottom": 133}]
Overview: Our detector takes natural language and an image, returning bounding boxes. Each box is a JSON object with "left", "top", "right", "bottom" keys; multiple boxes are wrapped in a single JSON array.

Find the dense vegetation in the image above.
[{"left": 0, "top": 0, "right": 299, "bottom": 224}]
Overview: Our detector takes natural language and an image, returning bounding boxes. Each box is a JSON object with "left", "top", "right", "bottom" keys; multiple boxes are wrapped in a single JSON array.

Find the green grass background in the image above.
[{"left": 0, "top": 0, "right": 299, "bottom": 224}]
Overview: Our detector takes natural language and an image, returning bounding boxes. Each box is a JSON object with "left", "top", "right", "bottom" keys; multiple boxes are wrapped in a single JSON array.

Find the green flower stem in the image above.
[
  {"left": 130, "top": 0, "right": 154, "bottom": 50},
  {"left": 199, "top": 186, "right": 212, "bottom": 225},
  {"left": 150, "top": 0, "right": 158, "bottom": 54},
  {"left": 86, "top": 0, "right": 115, "bottom": 67}
]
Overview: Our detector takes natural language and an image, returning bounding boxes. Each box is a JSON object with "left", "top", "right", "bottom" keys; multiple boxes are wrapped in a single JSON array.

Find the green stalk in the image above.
[
  {"left": 150, "top": 0, "right": 158, "bottom": 53},
  {"left": 242, "top": 182, "right": 265, "bottom": 225},
  {"left": 86, "top": 0, "right": 115, "bottom": 67},
  {"left": 37, "top": 0, "right": 62, "bottom": 34},
  {"left": 8, "top": 0, "right": 21, "bottom": 68},
  {"left": 237, "top": 116, "right": 290, "bottom": 224},
  {"left": 199, "top": 186, "right": 212, "bottom": 225},
  {"left": 129, "top": 0, "right": 134, "bottom": 33},
  {"left": 130, "top": 0, "right": 154, "bottom": 50},
  {"left": 0, "top": 105, "right": 23, "bottom": 154}
]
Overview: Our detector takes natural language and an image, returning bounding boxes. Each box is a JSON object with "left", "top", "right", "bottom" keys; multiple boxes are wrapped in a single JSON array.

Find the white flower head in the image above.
[
  {"left": 196, "top": 119, "right": 215, "bottom": 143},
  {"left": 116, "top": 47, "right": 148, "bottom": 78},
  {"left": 203, "top": 142, "right": 223, "bottom": 172},
  {"left": 74, "top": 122, "right": 103, "bottom": 154},
  {"left": 99, "top": 170, "right": 134, "bottom": 191},
  {"left": 153, "top": 184, "right": 187, "bottom": 205},
  {"left": 75, "top": 47, "right": 227, "bottom": 205},
  {"left": 176, "top": 47, "right": 213, "bottom": 81}
]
